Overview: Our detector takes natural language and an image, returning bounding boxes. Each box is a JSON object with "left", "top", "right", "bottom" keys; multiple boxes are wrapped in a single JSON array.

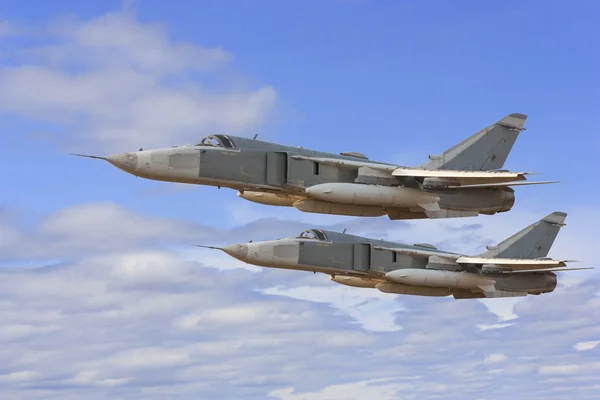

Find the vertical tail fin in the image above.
[
  {"left": 419, "top": 113, "right": 527, "bottom": 171},
  {"left": 479, "top": 212, "right": 567, "bottom": 259}
]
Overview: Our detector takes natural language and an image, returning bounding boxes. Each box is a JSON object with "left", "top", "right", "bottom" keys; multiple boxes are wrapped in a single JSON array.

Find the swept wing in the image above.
[
  {"left": 289, "top": 155, "right": 553, "bottom": 188},
  {"left": 456, "top": 256, "right": 576, "bottom": 271}
]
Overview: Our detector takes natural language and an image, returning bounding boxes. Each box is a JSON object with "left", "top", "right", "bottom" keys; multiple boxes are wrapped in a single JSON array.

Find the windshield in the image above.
[
  {"left": 196, "top": 134, "right": 236, "bottom": 148},
  {"left": 297, "top": 229, "right": 328, "bottom": 241}
]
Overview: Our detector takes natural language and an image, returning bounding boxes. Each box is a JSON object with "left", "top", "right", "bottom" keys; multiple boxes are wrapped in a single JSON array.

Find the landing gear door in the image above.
[
  {"left": 266, "top": 152, "right": 288, "bottom": 186},
  {"left": 353, "top": 243, "right": 371, "bottom": 272}
]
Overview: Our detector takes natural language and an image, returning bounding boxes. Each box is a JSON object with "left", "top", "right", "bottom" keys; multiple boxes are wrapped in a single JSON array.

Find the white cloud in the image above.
[
  {"left": 539, "top": 364, "right": 583, "bottom": 375},
  {"left": 268, "top": 376, "right": 495, "bottom": 400},
  {"left": 0, "top": 370, "right": 39, "bottom": 383},
  {"left": 478, "top": 297, "right": 521, "bottom": 321},
  {"left": 0, "top": 5, "right": 277, "bottom": 152},
  {"left": 261, "top": 284, "right": 405, "bottom": 332},
  {"left": 269, "top": 378, "right": 414, "bottom": 400},
  {"left": 573, "top": 341, "right": 600, "bottom": 351},
  {"left": 0, "top": 202, "right": 296, "bottom": 261},
  {"left": 484, "top": 353, "right": 508, "bottom": 364},
  {"left": 109, "top": 347, "right": 192, "bottom": 369},
  {"left": 476, "top": 322, "right": 516, "bottom": 331},
  {"left": 47, "top": 6, "right": 230, "bottom": 74},
  {"left": 0, "top": 324, "right": 59, "bottom": 341},
  {"left": 71, "top": 370, "right": 132, "bottom": 387}
]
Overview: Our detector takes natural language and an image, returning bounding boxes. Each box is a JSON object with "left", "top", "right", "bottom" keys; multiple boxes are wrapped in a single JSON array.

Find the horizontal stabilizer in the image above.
[
  {"left": 502, "top": 267, "right": 593, "bottom": 274},
  {"left": 447, "top": 180, "right": 559, "bottom": 189}
]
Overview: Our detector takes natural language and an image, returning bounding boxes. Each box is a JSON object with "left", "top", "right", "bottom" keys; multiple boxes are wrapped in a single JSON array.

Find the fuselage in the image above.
[
  {"left": 105, "top": 134, "right": 515, "bottom": 219},
  {"left": 219, "top": 229, "right": 557, "bottom": 299}
]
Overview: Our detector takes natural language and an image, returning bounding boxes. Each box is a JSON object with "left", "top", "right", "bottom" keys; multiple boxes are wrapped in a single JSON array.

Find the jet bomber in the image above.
[
  {"left": 198, "top": 212, "right": 591, "bottom": 299},
  {"left": 74, "top": 113, "right": 555, "bottom": 220}
]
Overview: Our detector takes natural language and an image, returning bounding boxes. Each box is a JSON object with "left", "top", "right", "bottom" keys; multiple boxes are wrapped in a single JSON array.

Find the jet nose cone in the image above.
[
  {"left": 222, "top": 244, "right": 248, "bottom": 261},
  {"left": 106, "top": 152, "right": 138, "bottom": 174}
]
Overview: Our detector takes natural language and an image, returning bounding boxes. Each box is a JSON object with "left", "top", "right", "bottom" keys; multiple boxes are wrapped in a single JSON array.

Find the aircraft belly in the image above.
[
  {"left": 331, "top": 276, "right": 380, "bottom": 288},
  {"left": 243, "top": 260, "right": 356, "bottom": 276},
  {"left": 293, "top": 199, "right": 386, "bottom": 217},
  {"left": 376, "top": 282, "right": 452, "bottom": 297},
  {"left": 238, "top": 191, "right": 300, "bottom": 207}
]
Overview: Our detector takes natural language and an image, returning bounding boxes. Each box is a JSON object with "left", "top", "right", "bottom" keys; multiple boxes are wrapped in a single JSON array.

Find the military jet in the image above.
[
  {"left": 74, "top": 113, "right": 556, "bottom": 220},
  {"left": 198, "top": 212, "right": 591, "bottom": 299}
]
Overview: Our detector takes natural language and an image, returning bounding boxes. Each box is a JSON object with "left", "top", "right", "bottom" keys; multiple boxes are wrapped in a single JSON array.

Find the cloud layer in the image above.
[{"left": 1, "top": 201, "right": 599, "bottom": 399}]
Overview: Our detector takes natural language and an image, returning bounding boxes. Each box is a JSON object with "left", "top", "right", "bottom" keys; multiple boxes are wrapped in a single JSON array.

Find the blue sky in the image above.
[{"left": 0, "top": 1, "right": 599, "bottom": 399}]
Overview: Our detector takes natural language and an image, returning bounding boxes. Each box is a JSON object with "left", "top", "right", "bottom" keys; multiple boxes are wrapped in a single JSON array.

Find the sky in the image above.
[{"left": 0, "top": 0, "right": 599, "bottom": 399}]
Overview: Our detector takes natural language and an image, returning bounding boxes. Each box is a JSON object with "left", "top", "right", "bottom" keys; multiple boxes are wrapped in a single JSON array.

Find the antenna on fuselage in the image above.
[
  {"left": 253, "top": 133, "right": 259, "bottom": 140},
  {"left": 342, "top": 228, "right": 347, "bottom": 234}
]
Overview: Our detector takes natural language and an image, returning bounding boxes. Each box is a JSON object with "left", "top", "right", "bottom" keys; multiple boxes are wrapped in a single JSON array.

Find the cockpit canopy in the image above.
[
  {"left": 297, "top": 229, "right": 328, "bottom": 241},
  {"left": 196, "top": 134, "right": 236, "bottom": 148}
]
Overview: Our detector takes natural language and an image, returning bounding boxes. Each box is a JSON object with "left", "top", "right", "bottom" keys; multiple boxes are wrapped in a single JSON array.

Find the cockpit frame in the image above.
[
  {"left": 297, "top": 229, "right": 328, "bottom": 241},
  {"left": 196, "top": 134, "right": 236, "bottom": 149}
]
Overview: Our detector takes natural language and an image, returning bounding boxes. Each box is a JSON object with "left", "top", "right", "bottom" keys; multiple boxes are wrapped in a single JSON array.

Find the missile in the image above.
[
  {"left": 305, "top": 183, "right": 439, "bottom": 208},
  {"left": 376, "top": 282, "right": 452, "bottom": 297},
  {"left": 293, "top": 199, "right": 386, "bottom": 217},
  {"left": 331, "top": 276, "right": 379, "bottom": 288},
  {"left": 237, "top": 191, "right": 299, "bottom": 207},
  {"left": 386, "top": 268, "right": 495, "bottom": 290}
]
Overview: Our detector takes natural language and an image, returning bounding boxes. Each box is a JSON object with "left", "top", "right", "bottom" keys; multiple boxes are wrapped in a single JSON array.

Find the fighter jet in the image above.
[
  {"left": 74, "top": 113, "right": 556, "bottom": 220},
  {"left": 198, "top": 212, "right": 591, "bottom": 299}
]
